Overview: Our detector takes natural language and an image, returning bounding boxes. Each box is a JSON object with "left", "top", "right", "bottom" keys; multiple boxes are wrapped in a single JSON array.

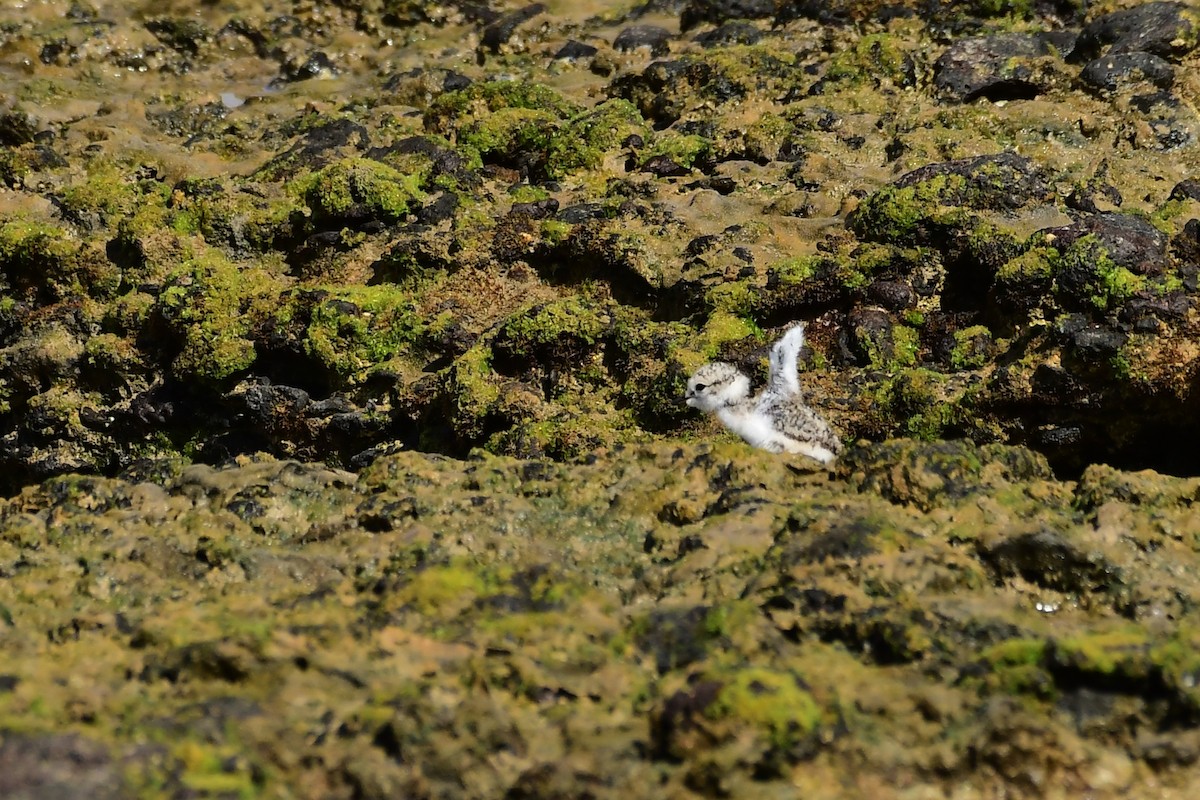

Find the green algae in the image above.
[
  {"left": 1055, "top": 235, "right": 1146, "bottom": 313},
  {"left": 439, "top": 344, "right": 502, "bottom": 444},
  {"left": 950, "top": 325, "right": 994, "bottom": 370},
  {"left": 457, "top": 106, "right": 560, "bottom": 167},
  {"left": 996, "top": 235, "right": 1150, "bottom": 318},
  {"left": 495, "top": 295, "right": 609, "bottom": 364},
  {"left": 1052, "top": 627, "right": 1153, "bottom": 678},
  {"left": 976, "top": 638, "right": 1055, "bottom": 699},
  {"left": 823, "top": 33, "right": 913, "bottom": 87},
  {"left": 154, "top": 246, "right": 288, "bottom": 384},
  {"left": 851, "top": 174, "right": 970, "bottom": 245},
  {"left": 868, "top": 369, "right": 959, "bottom": 440},
  {"left": 642, "top": 132, "right": 713, "bottom": 169},
  {"left": 491, "top": 411, "right": 636, "bottom": 460},
  {"left": 58, "top": 159, "right": 145, "bottom": 224},
  {"left": 294, "top": 157, "right": 426, "bottom": 226},
  {"left": 548, "top": 99, "right": 649, "bottom": 176},
  {"left": 425, "top": 80, "right": 582, "bottom": 130},
  {"left": 0, "top": 218, "right": 112, "bottom": 301},
  {"left": 0, "top": 439, "right": 1198, "bottom": 796},
  {"left": 393, "top": 562, "right": 502, "bottom": 617},
  {"left": 697, "top": 310, "right": 758, "bottom": 359},
  {"left": 703, "top": 279, "right": 759, "bottom": 319},
  {"left": 705, "top": 667, "right": 824, "bottom": 747},
  {"left": 303, "top": 285, "right": 425, "bottom": 385}
]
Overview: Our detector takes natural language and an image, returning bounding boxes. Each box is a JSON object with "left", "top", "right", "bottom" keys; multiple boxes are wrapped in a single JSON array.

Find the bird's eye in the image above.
[{"left": 694, "top": 383, "right": 707, "bottom": 391}]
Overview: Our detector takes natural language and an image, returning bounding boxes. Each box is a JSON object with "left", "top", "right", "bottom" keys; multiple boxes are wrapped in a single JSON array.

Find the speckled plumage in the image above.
[{"left": 685, "top": 323, "right": 842, "bottom": 465}]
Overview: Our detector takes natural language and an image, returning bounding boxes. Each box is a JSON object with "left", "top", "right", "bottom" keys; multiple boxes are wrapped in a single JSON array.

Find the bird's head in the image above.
[{"left": 685, "top": 362, "right": 750, "bottom": 412}]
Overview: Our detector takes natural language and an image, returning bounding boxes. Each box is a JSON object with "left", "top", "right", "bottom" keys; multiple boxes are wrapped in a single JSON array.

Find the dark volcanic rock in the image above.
[
  {"left": 680, "top": 0, "right": 775, "bottom": 30},
  {"left": 838, "top": 306, "right": 896, "bottom": 366},
  {"left": 480, "top": 3, "right": 546, "bottom": 53},
  {"left": 891, "top": 151, "right": 1053, "bottom": 211},
  {"left": 613, "top": 25, "right": 673, "bottom": 56},
  {"left": 1042, "top": 212, "right": 1169, "bottom": 277},
  {"left": 934, "top": 33, "right": 1072, "bottom": 102},
  {"left": 553, "top": 39, "right": 597, "bottom": 60},
  {"left": 978, "top": 528, "right": 1119, "bottom": 595},
  {"left": 693, "top": 20, "right": 763, "bottom": 47},
  {"left": 0, "top": 111, "right": 38, "bottom": 146},
  {"left": 1079, "top": 51, "right": 1175, "bottom": 94},
  {"left": 1074, "top": 1, "right": 1200, "bottom": 61}
]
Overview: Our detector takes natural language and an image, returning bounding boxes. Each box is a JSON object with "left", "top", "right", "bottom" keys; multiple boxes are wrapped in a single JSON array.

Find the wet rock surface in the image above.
[
  {"left": 5, "top": 0, "right": 1200, "bottom": 795},
  {"left": 0, "top": 441, "right": 1198, "bottom": 798}
]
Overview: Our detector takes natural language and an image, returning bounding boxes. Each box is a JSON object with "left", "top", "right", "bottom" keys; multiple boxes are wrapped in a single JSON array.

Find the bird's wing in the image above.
[
  {"left": 767, "top": 322, "right": 806, "bottom": 398},
  {"left": 771, "top": 398, "right": 843, "bottom": 456}
]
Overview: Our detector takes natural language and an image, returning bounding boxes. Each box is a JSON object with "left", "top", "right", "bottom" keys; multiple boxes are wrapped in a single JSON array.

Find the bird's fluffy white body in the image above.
[{"left": 685, "top": 323, "right": 841, "bottom": 465}]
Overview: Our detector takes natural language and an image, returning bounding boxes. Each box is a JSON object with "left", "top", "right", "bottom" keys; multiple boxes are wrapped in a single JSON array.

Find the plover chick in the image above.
[{"left": 684, "top": 322, "right": 842, "bottom": 465}]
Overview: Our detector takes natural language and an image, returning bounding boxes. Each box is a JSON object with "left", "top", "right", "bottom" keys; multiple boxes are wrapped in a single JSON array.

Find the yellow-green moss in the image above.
[
  {"left": 1059, "top": 235, "right": 1147, "bottom": 312},
  {"left": 851, "top": 174, "right": 970, "bottom": 245},
  {"left": 58, "top": 160, "right": 143, "bottom": 222},
  {"left": 853, "top": 322, "right": 919, "bottom": 371},
  {"left": 740, "top": 113, "right": 795, "bottom": 162},
  {"left": 872, "top": 369, "right": 958, "bottom": 440},
  {"left": 984, "top": 637, "right": 1047, "bottom": 667},
  {"left": 393, "top": 563, "right": 506, "bottom": 618},
  {"left": 303, "top": 285, "right": 425, "bottom": 385},
  {"left": 0, "top": 219, "right": 85, "bottom": 297},
  {"left": 539, "top": 219, "right": 572, "bottom": 245},
  {"left": 976, "top": 638, "right": 1054, "bottom": 698},
  {"left": 698, "top": 310, "right": 759, "bottom": 359},
  {"left": 294, "top": 157, "right": 426, "bottom": 225},
  {"left": 175, "top": 739, "right": 261, "bottom": 798},
  {"left": 1150, "top": 629, "right": 1200, "bottom": 699},
  {"left": 155, "top": 246, "right": 288, "bottom": 384},
  {"left": 824, "top": 33, "right": 912, "bottom": 87},
  {"left": 84, "top": 332, "right": 143, "bottom": 374},
  {"left": 547, "top": 99, "right": 649, "bottom": 177},
  {"left": 643, "top": 132, "right": 713, "bottom": 169},
  {"left": 491, "top": 411, "right": 633, "bottom": 460},
  {"left": 498, "top": 296, "right": 608, "bottom": 360},
  {"left": 424, "top": 80, "right": 582, "bottom": 133},
  {"left": 509, "top": 184, "right": 550, "bottom": 203},
  {"left": 996, "top": 236, "right": 1149, "bottom": 317},
  {"left": 770, "top": 255, "right": 818, "bottom": 286},
  {"left": 442, "top": 344, "right": 502, "bottom": 441},
  {"left": 995, "top": 245, "right": 1055, "bottom": 285},
  {"left": 950, "top": 325, "right": 993, "bottom": 370},
  {"left": 1054, "top": 627, "right": 1151, "bottom": 676},
  {"left": 705, "top": 280, "right": 757, "bottom": 317},
  {"left": 457, "top": 107, "right": 560, "bottom": 166},
  {"left": 706, "top": 668, "right": 823, "bottom": 749}
]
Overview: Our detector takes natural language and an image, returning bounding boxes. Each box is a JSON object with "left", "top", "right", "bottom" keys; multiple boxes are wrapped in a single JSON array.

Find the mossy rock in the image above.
[
  {"left": 842, "top": 438, "right": 1053, "bottom": 511},
  {"left": 0, "top": 219, "right": 117, "bottom": 302},
  {"left": 491, "top": 296, "right": 611, "bottom": 372},
  {"left": 850, "top": 152, "right": 1053, "bottom": 248},
  {"left": 424, "top": 80, "right": 583, "bottom": 133},
  {"left": 300, "top": 285, "right": 427, "bottom": 387},
  {"left": 546, "top": 99, "right": 650, "bottom": 177},
  {"left": 652, "top": 666, "right": 831, "bottom": 776},
  {"left": 822, "top": 32, "right": 916, "bottom": 88},
  {"left": 294, "top": 157, "right": 426, "bottom": 229},
  {"left": 609, "top": 45, "right": 807, "bottom": 127},
  {"left": 151, "top": 247, "right": 290, "bottom": 384}
]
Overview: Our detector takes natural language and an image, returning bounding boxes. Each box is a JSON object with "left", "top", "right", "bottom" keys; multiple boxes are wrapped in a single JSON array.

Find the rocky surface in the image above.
[
  {"left": 1, "top": 440, "right": 1200, "bottom": 799},
  {"left": 4, "top": 0, "right": 1200, "bottom": 796}
]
